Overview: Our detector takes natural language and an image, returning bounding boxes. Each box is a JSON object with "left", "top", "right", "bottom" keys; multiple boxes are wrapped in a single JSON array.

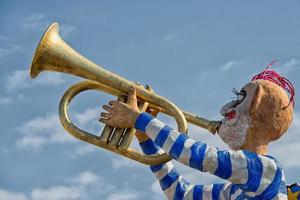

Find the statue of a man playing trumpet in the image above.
[
  {"left": 29, "top": 23, "right": 299, "bottom": 200},
  {"left": 100, "top": 62, "right": 299, "bottom": 200}
]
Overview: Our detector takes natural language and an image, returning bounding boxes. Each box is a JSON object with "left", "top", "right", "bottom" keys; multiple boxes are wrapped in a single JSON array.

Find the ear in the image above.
[{"left": 250, "top": 84, "right": 265, "bottom": 115}]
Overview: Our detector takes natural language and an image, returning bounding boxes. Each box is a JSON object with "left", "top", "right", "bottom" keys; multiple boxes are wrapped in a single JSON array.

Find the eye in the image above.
[
  {"left": 237, "top": 90, "right": 246, "bottom": 104},
  {"left": 232, "top": 88, "right": 247, "bottom": 104}
]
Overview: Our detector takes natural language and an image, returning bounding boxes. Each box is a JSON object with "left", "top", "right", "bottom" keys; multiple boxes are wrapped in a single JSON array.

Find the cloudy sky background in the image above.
[{"left": 1, "top": 1, "right": 300, "bottom": 199}]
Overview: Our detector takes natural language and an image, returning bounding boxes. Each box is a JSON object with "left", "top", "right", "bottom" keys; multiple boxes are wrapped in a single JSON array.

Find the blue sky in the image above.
[{"left": 1, "top": 1, "right": 300, "bottom": 199}]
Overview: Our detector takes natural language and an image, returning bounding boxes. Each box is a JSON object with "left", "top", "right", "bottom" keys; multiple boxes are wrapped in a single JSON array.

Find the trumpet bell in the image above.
[{"left": 30, "top": 23, "right": 59, "bottom": 78}]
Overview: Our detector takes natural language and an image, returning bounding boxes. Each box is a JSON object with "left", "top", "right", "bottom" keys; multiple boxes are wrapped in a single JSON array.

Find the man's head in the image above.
[{"left": 217, "top": 75, "right": 294, "bottom": 151}]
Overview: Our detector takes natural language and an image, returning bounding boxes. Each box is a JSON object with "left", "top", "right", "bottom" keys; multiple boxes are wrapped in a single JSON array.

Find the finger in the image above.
[
  {"left": 108, "top": 100, "right": 118, "bottom": 106},
  {"left": 127, "top": 87, "right": 137, "bottom": 105},
  {"left": 100, "top": 112, "right": 111, "bottom": 119},
  {"left": 119, "top": 94, "right": 128, "bottom": 102},
  {"left": 134, "top": 82, "right": 142, "bottom": 87},
  {"left": 103, "top": 105, "right": 113, "bottom": 113},
  {"left": 135, "top": 131, "right": 149, "bottom": 143},
  {"left": 151, "top": 108, "right": 160, "bottom": 117},
  {"left": 146, "top": 107, "right": 160, "bottom": 117},
  {"left": 145, "top": 84, "right": 153, "bottom": 92},
  {"left": 99, "top": 117, "right": 110, "bottom": 125}
]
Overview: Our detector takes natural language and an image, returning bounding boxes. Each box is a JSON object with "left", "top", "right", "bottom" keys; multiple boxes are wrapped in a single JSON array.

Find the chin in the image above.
[{"left": 217, "top": 117, "right": 250, "bottom": 151}]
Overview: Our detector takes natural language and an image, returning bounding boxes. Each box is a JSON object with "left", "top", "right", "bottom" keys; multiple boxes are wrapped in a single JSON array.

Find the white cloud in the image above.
[
  {"left": 0, "top": 189, "right": 29, "bottom": 200},
  {"left": 273, "top": 59, "right": 299, "bottom": 75},
  {"left": 22, "top": 14, "right": 48, "bottom": 31},
  {"left": 198, "top": 60, "right": 245, "bottom": 81},
  {"left": 16, "top": 113, "right": 74, "bottom": 149},
  {"left": 60, "top": 24, "right": 76, "bottom": 38},
  {"left": 0, "top": 146, "right": 10, "bottom": 155},
  {"left": 17, "top": 136, "right": 47, "bottom": 149},
  {"left": 75, "top": 107, "right": 99, "bottom": 128},
  {"left": 0, "top": 93, "right": 26, "bottom": 105},
  {"left": 74, "top": 145, "right": 96, "bottom": 156},
  {"left": 163, "top": 32, "right": 175, "bottom": 42},
  {"left": 283, "top": 59, "right": 298, "bottom": 69},
  {"left": 106, "top": 190, "right": 140, "bottom": 200},
  {"left": 150, "top": 181, "right": 163, "bottom": 200},
  {"left": 162, "top": 26, "right": 192, "bottom": 43},
  {"left": 220, "top": 60, "right": 238, "bottom": 71},
  {"left": 0, "top": 96, "right": 12, "bottom": 105},
  {"left": 16, "top": 107, "right": 103, "bottom": 151},
  {"left": 0, "top": 171, "right": 145, "bottom": 200},
  {"left": 0, "top": 171, "right": 97, "bottom": 200},
  {"left": 6, "top": 69, "right": 65, "bottom": 92},
  {"left": 6, "top": 70, "right": 28, "bottom": 91},
  {"left": 0, "top": 33, "right": 20, "bottom": 58},
  {"left": 31, "top": 186, "right": 81, "bottom": 200},
  {"left": 0, "top": 44, "right": 21, "bottom": 57},
  {"left": 0, "top": 35, "right": 7, "bottom": 41},
  {"left": 111, "top": 156, "right": 141, "bottom": 170},
  {"left": 72, "top": 171, "right": 99, "bottom": 186},
  {"left": 22, "top": 13, "right": 75, "bottom": 37}
]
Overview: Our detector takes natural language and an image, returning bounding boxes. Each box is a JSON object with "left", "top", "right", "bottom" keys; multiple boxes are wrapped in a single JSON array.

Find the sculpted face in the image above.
[{"left": 217, "top": 82, "right": 259, "bottom": 150}]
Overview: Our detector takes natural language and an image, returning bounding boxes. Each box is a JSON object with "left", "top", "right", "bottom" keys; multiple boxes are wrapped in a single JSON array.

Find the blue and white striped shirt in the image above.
[{"left": 135, "top": 112, "right": 287, "bottom": 200}]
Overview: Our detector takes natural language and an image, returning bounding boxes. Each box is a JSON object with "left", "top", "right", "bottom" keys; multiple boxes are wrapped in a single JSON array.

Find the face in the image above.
[{"left": 217, "top": 82, "right": 258, "bottom": 150}]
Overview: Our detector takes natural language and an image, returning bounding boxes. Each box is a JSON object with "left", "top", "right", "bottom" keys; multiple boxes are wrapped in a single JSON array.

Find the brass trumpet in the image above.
[{"left": 30, "top": 22, "right": 220, "bottom": 165}]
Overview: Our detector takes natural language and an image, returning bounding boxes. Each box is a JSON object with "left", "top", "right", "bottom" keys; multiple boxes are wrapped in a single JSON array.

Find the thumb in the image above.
[{"left": 127, "top": 86, "right": 137, "bottom": 105}]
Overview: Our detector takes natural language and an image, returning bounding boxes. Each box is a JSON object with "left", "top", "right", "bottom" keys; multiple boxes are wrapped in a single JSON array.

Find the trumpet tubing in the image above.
[{"left": 30, "top": 22, "right": 220, "bottom": 165}]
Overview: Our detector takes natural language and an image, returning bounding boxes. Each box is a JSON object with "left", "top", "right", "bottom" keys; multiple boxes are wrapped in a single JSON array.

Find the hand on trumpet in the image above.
[{"left": 99, "top": 87, "right": 141, "bottom": 128}]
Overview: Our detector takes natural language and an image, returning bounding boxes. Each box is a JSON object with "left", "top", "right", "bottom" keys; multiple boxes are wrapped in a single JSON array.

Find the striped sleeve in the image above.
[
  {"left": 139, "top": 138, "right": 231, "bottom": 200},
  {"left": 135, "top": 112, "right": 282, "bottom": 196}
]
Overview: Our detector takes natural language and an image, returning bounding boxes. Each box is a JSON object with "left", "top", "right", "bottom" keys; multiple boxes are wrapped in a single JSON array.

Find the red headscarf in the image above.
[{"left": 252, "top": 60, "right": 295, "bottom": 108}]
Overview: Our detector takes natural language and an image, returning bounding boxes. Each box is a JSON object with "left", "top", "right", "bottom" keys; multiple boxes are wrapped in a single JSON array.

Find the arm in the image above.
[
  {"left": 135, "top": 112, "right": 281, "bottom": 195},
  {"left": 137, "top": 136, "right": 232, "bottom": 200}
]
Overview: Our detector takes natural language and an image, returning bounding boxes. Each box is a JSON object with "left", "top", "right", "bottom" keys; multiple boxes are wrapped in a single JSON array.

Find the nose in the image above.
[{"left": 220, "top": 100, "right": 238, "bottom": 116}]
